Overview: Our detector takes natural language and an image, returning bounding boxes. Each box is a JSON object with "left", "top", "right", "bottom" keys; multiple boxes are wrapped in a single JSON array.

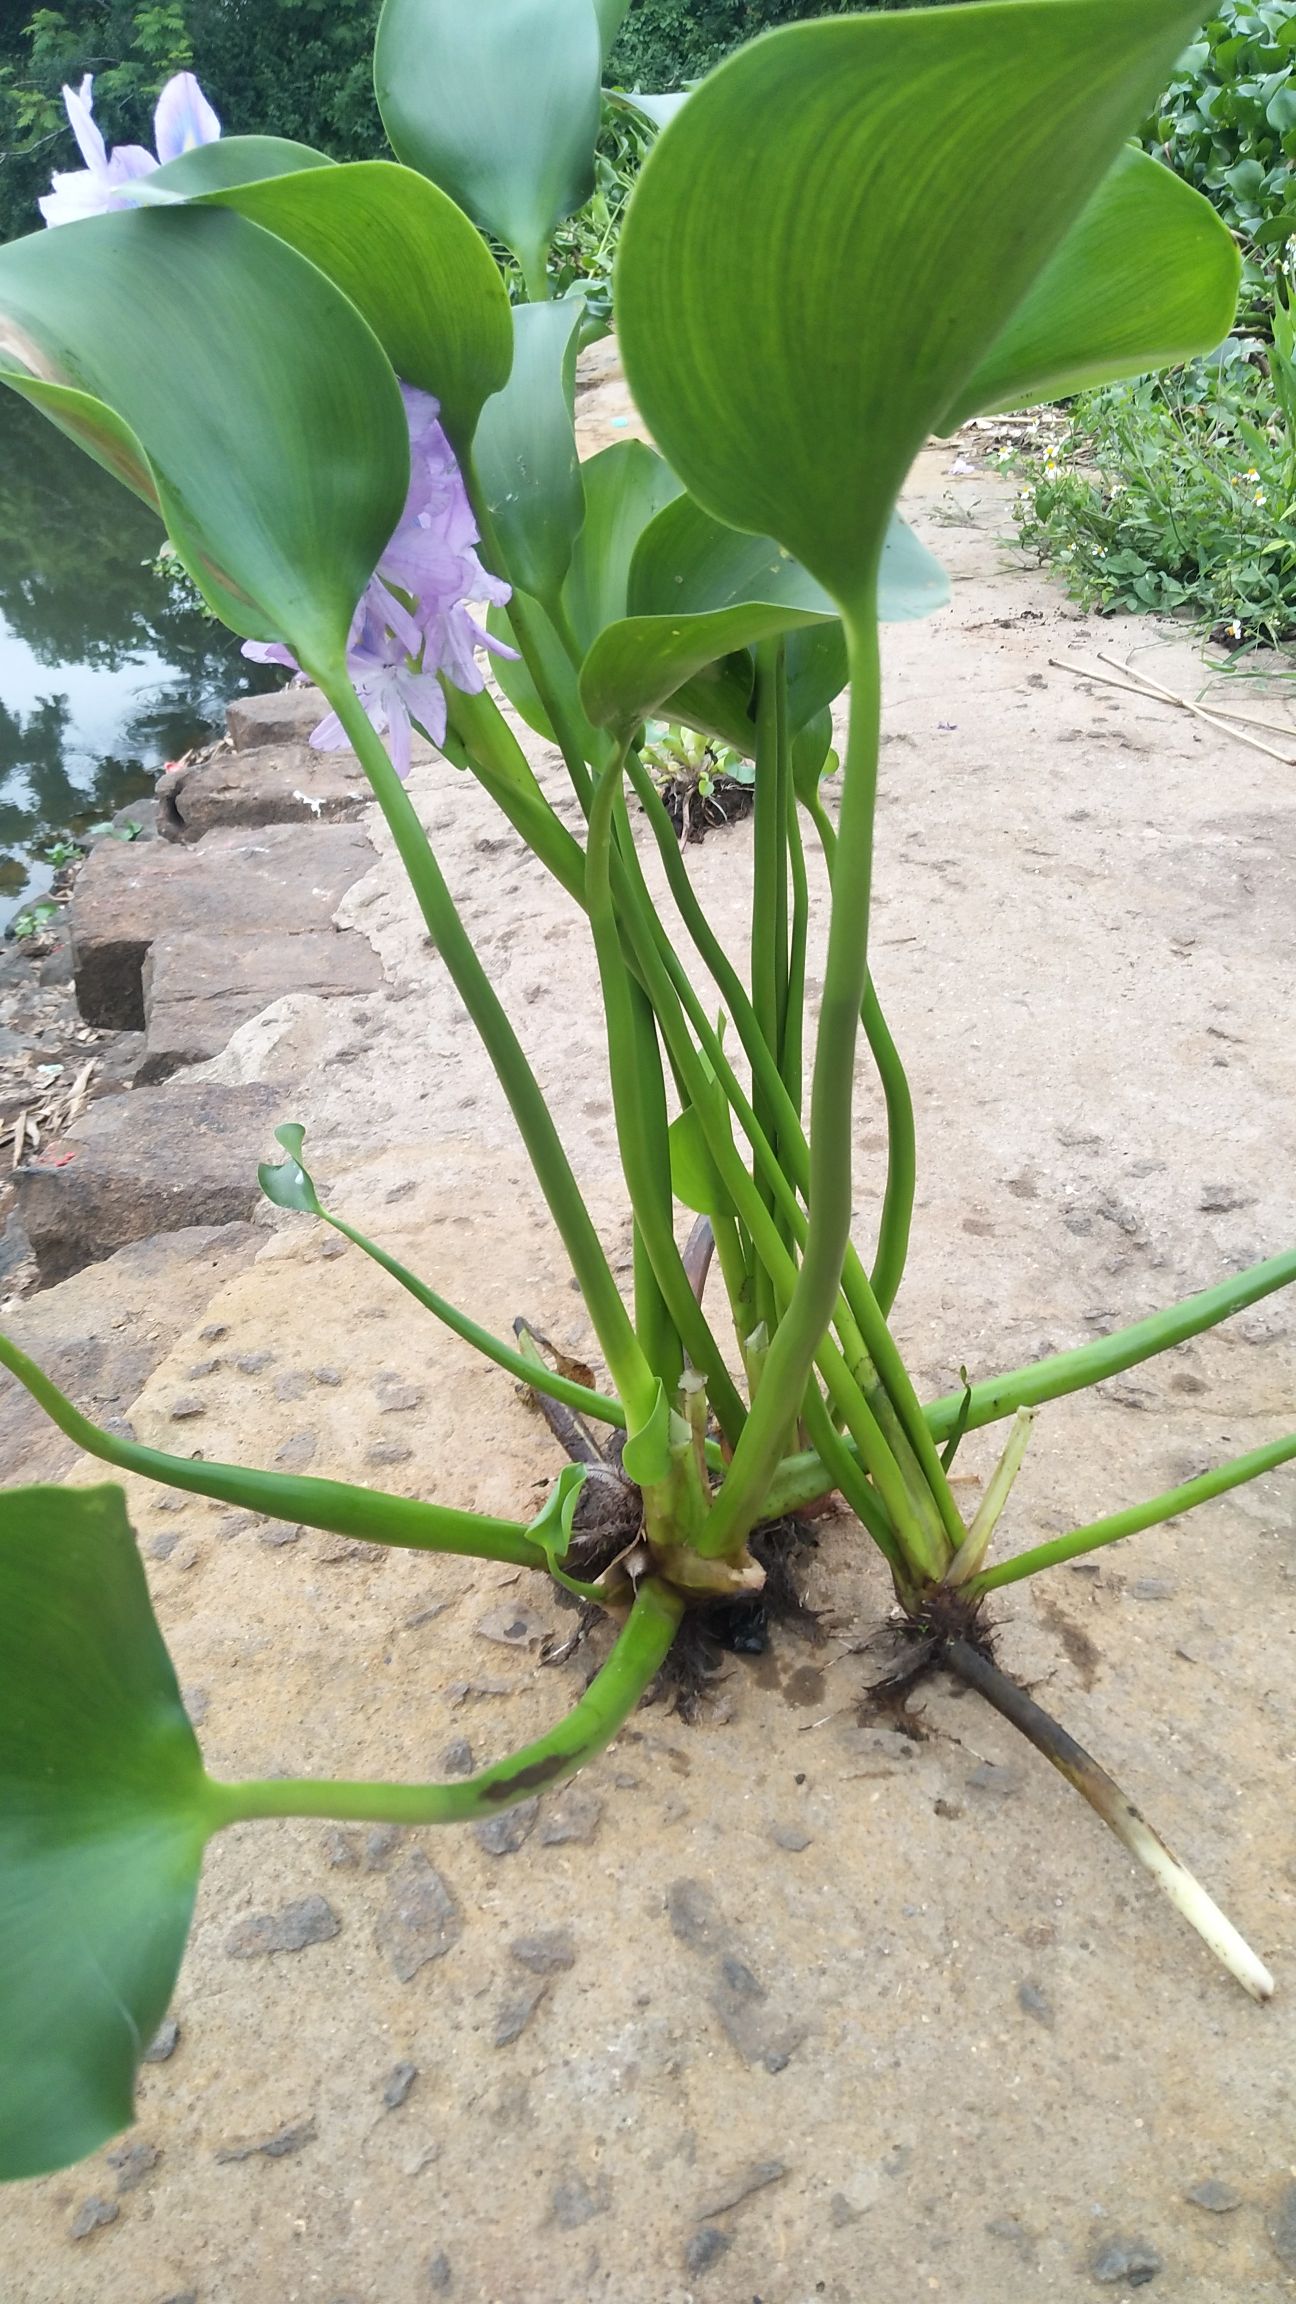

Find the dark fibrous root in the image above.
[{"left": 646, "top": 1515, "right": 825, "bottom": 1721}]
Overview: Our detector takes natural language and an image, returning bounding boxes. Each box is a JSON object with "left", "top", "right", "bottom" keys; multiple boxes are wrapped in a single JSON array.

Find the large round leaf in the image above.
[
  {"left": 0, "top": 1485, "right": 215, "bottom": 2181},
  {"left": 142, "top": 133, "right": 334, "bottom": 195},
  {"left": 0, "top": 207, "right": 407, "bottom": 671},
  {"left": 615, "top": 0, "right": 1223, "bottom": 614},
  {"left": 942, "top": 144, "right": 1241, "bottom": 429},
  {"left": 191, "top": 162, "right": 514, "bottom": 453},
  {"left": 375, "top": 0, "right": 603, "bottom": 282}
]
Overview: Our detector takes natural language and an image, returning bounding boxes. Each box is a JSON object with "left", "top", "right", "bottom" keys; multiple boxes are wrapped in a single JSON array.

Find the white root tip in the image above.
[{"left": 1123, "top": 1809, "right": 1274, "bottom": 2001}]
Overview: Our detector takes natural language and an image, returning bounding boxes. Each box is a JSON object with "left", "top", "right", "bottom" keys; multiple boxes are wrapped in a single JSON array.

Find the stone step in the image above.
[
  {"left": 139, "top": 929, "right": 382, "bottom": 1083},
  {"left": 15, "top": 1080, "right": 288, "bottom": 1284},
  {"left": 226, "top": 684, "right": 326, "bottom": 752},
  {"left": 157, "top": 742, "right": 372, "bottom": 844},
  {"left": 70, "top": 821, "right": 375, "bottom": 1031}
]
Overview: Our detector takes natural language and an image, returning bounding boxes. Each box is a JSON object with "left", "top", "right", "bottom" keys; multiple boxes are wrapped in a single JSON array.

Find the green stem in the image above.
[
  {"left": 751, "top": 639, "right": 789, "bottom": 1151},
  {"left": 804, "top": 788, "right": 915, "bottom": 1316},
  {"left": 783, "top": 765, "right": 808, "bottom": 1119},
  {"left": 313, "top": 669, "right": 653, "bottom": 1424},
  {"left": 317, "top": 1209, "right": 626, "bottom": 1428},
  {"left": 586, "top": 753, "right": 746, "bottom": 1444},
  {"left": 926, "top": 1244, "right": 1296, "bottom": 1441},
  {"left": 444, "top": 685, "right": 587, "bottom": 903},
  {"left": 0, "top": 1331, "right": 544, "bottom": 1568},
  {"left": 967, "top": 1428, "right": 1296, "bottom": 1594},
  {"left": 207, "top": 1576, "right": 684, "bottom": 1829},
  {"left": 700, "top": 603, "right": 894, "bottom": 1558}
]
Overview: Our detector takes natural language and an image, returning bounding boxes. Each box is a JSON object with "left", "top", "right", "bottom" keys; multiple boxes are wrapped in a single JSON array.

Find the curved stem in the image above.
[
  {"left": 208, "top": 1576, "right": 685, "bottom": 1829},
  {"left": 926, "top": 1244, "right": 1296, "bottom": 1441},
  {"left": 313, "top": 669, "right": 653, "bottom": 1425},
  {"left": 967, "top": 1427, "right": 1296, "bottom": 1594},
  {"left": 0, "top": 1331, "right": 544, "bottom": 1568}
]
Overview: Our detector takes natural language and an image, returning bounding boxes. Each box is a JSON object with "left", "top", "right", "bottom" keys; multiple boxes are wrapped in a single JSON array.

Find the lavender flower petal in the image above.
[{"left": 153, "top": 72, "right": 222, "bottom": 163}]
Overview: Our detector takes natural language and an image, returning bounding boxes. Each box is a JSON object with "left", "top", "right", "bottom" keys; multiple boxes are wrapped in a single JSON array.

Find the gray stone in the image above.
[
  {"left": 538, "top": 1789, "right": 603, "bottom": 1845},
  {"left": 106, "top": 2139, "right": 160, "bottom": 2193},
  {"left": 142, "top": 2017, "right": 180, "bottom": 2064},
  {"left": 493, "top": 1978, "right": 549, "bottom": 2045},
  {"left": 313, "top": 1366, "right": 343, "bottom": 1387},
  {"left": 474, "top": 1799, "right": 539, "bottom": 1857},
  {"left": 69, "top": 2195, "right": 119, "bottom": 2239},
  {"left": 375, "top": 1375, "right": 424, "bottom": 1412},
  {"left": 667, "top": 1877, "right": 721, "bottom": 1948},
  {"left": 237, "top": 1350, "right": 274, "bottom": 1374},
  {"left": 1091, "top": 2236, "right": 1163, "bottom": 2285},
  {"left": 441, "top": 1738, "right": 474, "bottom": 1777},
  {"left": 257, "top": 1519, "right": 302, "bottom": 1549},
  {"left": 476, "top": 1604, "right": 547, "bottom": 1648},
  {"left": 275, "top": 1431, "right": 318, "bottom": 1470},
  {"left": 227, "top": 685, "right": 328, "bottom": 751},
  {"left": 367, "top": 1438, "right": 414, "bottom": 1467},
  {"left": 70, "top": 819, "right": 375, "bottom": 1029},
  {"left": 363, "top": 1825, "right": 403, "bottom": 1871},
  {"left": 16, "top": 1082, "right": 286, "bottom": 1284},
  {"left": 770, "top": 1822, "right": 813, "bottom": 1851},
  {"left": 215, "top": 2116, "right": 317, "bottom": 2163},
  {"left": 375, "top": 1851, "right": 461, "bottom": 1982},
  {"left": 275, "top": 1371, "right": 310, "bottom": 1402},
  {"left": 1270, "top": 2182, "right": 1296, "bottom": 2268},
  {"left": 551, "top": 2174, "right": 609, "bottom": 2228},
  {"left": 1185, "top": 2179, "right": 1243, "bottom": 2214},
  {"left": 425, "top": 2253, "right": 452, "bottom": 2294},
  {"left": 139, "top": 926, "right": 381, "bottom": 1081},
  {"left": 225, "top": 1893, "right": 341, "bottom": 1958},
  {"left": 168, "top": 1395, "right": 206, "bottom": 1422},
  {"left": 1017, "top": 1980, "right": 1054, "bottom": 2027},
  {"left": 382, "top": 2061, "right": 419, "bottom": 2110},
  {"left": 158, "top": 741, "right": 370, "bottom": 843},
  {"left": 510, "top": 1929, "right": 576, "bottom": 1975},
  {"left": 685, "top": 2227, "right": 732, "bottom": 2276}
]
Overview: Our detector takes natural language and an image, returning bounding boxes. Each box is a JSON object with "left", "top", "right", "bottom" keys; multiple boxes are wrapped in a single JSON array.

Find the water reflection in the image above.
[{"left": 0, "top": 388, "right": 279, "bottom": 927}]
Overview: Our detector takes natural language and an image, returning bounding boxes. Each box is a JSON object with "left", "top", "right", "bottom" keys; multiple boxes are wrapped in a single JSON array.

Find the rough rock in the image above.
[
  {"left": 1091, "top": 2236, "right": 1164, "bottom": 2285},
  {"left": 71, "top": 821, "right": 374, "bottom": 1030},
  {"left": 68, "top": 2196, "right": 119, "bottom": 2239},
  {"left": 0, "top": 1223, "right": 260, "bottom": 1478},
  {"left": 225, "top": 1894, "right": 341, "bottom": 1958},
  {"left": 382, "top": 2062, "right": 419, "bottom": 2111},
  {"left": 139, "top": 929, "right": 381, "bottom": 1081},
  {"left": 474, "top": 1799, "right": 539, "bottom": 1856},
  {"left": 16, "top": 1082, "right": 286, "bottom": 1283},
  {"left": 226, "top": 685, "right": 328, "bottom": 752},
  {"left": 374, "top": 1851, "right": 462, "bottom": 1982},
  {"left": 493, "top": 1978, "right": 549, "bottom": 2045},
  {"left": 215, "top": 2116, "right": 317, "bottom": 2163},
  {"left": 157, "top": 743, "right": 371, "bottom": 843},
  {"left": 510, "top": 1929, "right": 576, "bottom": 1975}
]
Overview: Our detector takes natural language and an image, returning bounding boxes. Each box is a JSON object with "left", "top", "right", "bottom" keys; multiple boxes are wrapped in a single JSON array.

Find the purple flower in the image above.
[
  {"left": 40, "top": 71, "right": 220, "bottom": 227},
  {"left": 244, "top": 389, "right": 516, "bottom": 781}
]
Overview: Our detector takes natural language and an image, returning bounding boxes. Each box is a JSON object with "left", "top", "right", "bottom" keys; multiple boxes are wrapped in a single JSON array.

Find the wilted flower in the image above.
[
  {"left": 244, "top": 388, "right": 514, "bottom": 778},
  {"left": 40, "top": 71, "right": 221, "bottom": 227}
]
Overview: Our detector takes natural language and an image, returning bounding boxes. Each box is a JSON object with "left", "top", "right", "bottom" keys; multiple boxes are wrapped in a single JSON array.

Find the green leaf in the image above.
[
  {"left": 580, "top": 488, "right": 836, "bottom": 733},
  {"left": 616, "top": 0, "right": 1223, "bottom": 613},
  {"left": 668, "top": 1104, "right": 727, "bottom": 1218},
  {"left": 791, "top": 709, "right": 837, "bottom": 806},
  {"left": 188, "top": 162, "right": 514, "bottom": 455},
  {"left": 374, "top": 0, "right": 603, "bottom": 282},
  {"left": 0, "top": 372, "right": 157, "bottom": 511},
  {"left": 141, "top": 134, "right": 334, "bottom": 196},
  {"left": 0, "top": 1484, "right": 213, "bottom": 2181},
  {"left": 258, "top": 1121, "right": 325, "bottom": 1217},
  {"left": 0, "top": 209, "right": 407, "bottom": 674},
  {"left": 592, "top": 0, "right": 631, "bottom": 55},
  {"left": 620, "top": 1379, "right": 672, "bottom": 1486},
  {"left": 525, "top": 1463, "right": 607, "bottom": 1597},
  {"left": 878, "top": 514, "right": 950, "bottom": 622},
  {"left": 473, "top": 298, "right": 587, "bottom": 606},
  {"left": 943, "top": 145, "right": 1241, "bottom": 428},
  {"left": 488, "top": 438, "right": 682, "bottom": 738}
]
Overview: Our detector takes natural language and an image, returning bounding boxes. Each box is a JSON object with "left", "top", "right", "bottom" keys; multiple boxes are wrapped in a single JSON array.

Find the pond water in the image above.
[{"left": 0, "top": 389, "right": 279, "bottom": 932}]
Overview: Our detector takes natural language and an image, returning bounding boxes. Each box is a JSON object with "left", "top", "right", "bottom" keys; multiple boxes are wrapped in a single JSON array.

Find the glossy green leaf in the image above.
[
  {"left": 188, "top": 162, "right": 513, "bottom": 453},
  {"left": 0, "top": 373, "right": 157, "bottom": 510},
  {"left": 375, "top": 0, "right": 603, "bottom": 282},
  {"left": 142, "top": 134, "right": 333, "bottom": 195},
  {"left": 259, "top": 1121, "right": 324, "bottom": 1216},
  {"left": 616, "top": 0, "right": 1221, "bottom": 613},
  {"left": 489, "top": 438, "right": 682, "bottom": 737},
  {"left": 943, "top": 144, "right": 1241, "bottom": 429},
  {"left": 668, "top": 1104, "right": 727, "bottom": 1218},
  {"left": 0, "top": 1484, "right": 214, "bottom": 2181},
  {"left": 878, "top": 514, "right": 951, "bottom": 622},
  {"left": 0, "top": 208, "right": 407, "bottom": 672},
  {"left": 791, "top": 709, "right": 837, "bottom": 806},
  {"left": 620, "top": 1378, "right": 672, "bottom": 1487},
  {"left": 473, "top": 298, "right": 587, "bottom": 606},
  {"left": 580, "top": 488, "right": 836, "bottom": 733},
  {"left": 593, "top": 0, "right": 631, "bottom": 54}
]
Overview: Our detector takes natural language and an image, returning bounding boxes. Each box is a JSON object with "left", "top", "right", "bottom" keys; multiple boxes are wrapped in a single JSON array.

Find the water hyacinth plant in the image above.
[{"left": 0, "top": 0, "right": 1291, "bottom": 2185}]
